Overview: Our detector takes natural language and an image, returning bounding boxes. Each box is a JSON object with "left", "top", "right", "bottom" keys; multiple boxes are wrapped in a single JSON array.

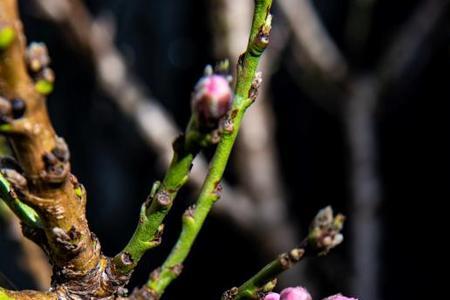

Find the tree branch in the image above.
[
  {"left": 32, "top": 0, "right": 258, "bottom": 244},
  {"left": 209, "top": 0, "right": 302, "bottom": 282},
  {"left": 0, "top": 0, "right": 100, "bottom": 283},
  {"left": 222, "top": 207, "right": 345, "bottom": 300},
  {"left": 0, "top": 1, "right": 136, "bottom": 298},
  {"left": 111, "top": 116, "right": 213, "bottom": 275},
  {"left": 142, "top": 1, "right": 274, "bottom": 297}
]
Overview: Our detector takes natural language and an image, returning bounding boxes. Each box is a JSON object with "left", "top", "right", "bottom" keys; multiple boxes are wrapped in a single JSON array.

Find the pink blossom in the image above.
[
  {"left": 192, "top": 74, "right": 232, "bottom": 125},
  {"left": 280, "top": 286, "right": 312, "bottom": 300},
  {"left": 264, "top": 292, "right": 281, "bottom": 300},
  {"left": 323, "top": 294, "right": 358, "bottom": 300}
]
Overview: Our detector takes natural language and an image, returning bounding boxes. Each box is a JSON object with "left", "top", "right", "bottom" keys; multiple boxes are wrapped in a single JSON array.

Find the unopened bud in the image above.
[
  {"left": 322, "top": 294, "right": 358, "bottom": 300},
  {"left": 26, "top": 42, "right": 50, "bottom": 73},
  {"left": 34, "top": 68, "right": 55, "bottom": 95},
  {"left": 264, "top": 292, "right": 280, "bottom": 300},
  {"left": 191, "top": 73, "right": 232, "bottom": 127},
  {"left": 0, "top": 25, "right": 15, "bottom": 50},
  {"left": 280, "top": 287, "right": 312, "bottom": 300}
]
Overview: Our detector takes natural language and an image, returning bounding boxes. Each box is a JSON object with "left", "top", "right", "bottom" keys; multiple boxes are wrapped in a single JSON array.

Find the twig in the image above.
[
  {"left": 209, "top": 0, "right": 300, "bottom": 272},
  {"left": 111, "top": 116, "right": 215, "bottom": 275},
  {"left": 222, "top": 207, "right": 345, "bottom": 300},
  {"left": 144, "top": 1, "right": 274, "bottom": 297},
  {"left": 32, "top": 0, "right": 257, "bottom": 239}
]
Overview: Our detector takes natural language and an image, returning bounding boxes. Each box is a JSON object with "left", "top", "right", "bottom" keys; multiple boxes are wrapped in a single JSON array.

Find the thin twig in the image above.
[
  {"left": 32, "top": 0, "right": 256, "bottom": 237},
  {"left": 209, "top": 0, "right": 300, "bottom": 274},
  {"left": 222, "top": 207, "right": 345, "bottom": 300},
  {"left": 111, "top": 115, "right": 214, "bottom": 276},
  {"left": 144, "top": 2, "right": 274, "bottom": 297}
]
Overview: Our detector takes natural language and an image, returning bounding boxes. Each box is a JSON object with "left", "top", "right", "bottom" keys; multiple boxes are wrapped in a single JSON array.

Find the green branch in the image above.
[
  {"left": 112, "top": 117, "right": 211, "bottom": 275},
  {"left": 0, "top": 172, "right": 43, "bottom": 229},
  {"left": 223, "top": 207, "right": 345, "bottom": 300},
  {"left": 0, "top": 136, "right": 42, "bottom": 229},
  {"left": 145, "top": 0, "right": 273, "bottom": 296}
]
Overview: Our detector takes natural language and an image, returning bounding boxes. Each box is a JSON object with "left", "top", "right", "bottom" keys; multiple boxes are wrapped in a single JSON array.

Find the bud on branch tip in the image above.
[
  {"left": 264, "top": 287, "right": 312, "bottom": 300},
  {"left": 191, "top": 71, "right": 233, "bottom": 127}
]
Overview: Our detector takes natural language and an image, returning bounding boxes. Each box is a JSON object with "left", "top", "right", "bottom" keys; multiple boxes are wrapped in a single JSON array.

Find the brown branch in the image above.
[
  {"left": 0, "top": 136, "right": 51, "bottom": 290},
  {"left": 1, "top": 0, "right": 99, "bottom": 277},
  {"left": 0, "top": 1, "right": 135, "bottom": 298}
]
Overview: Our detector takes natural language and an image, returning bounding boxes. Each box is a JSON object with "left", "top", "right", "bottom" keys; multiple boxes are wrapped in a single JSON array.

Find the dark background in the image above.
[{"left": 1, "top": 0, "right": 449, "bottom": 299}]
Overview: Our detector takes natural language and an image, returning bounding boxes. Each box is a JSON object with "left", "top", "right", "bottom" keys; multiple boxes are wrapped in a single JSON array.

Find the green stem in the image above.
[
  {"left": 0, "top": 172, "right": 42, "bottom": 229},
  {"left": 146, "top": 0, "right": 273, "bottom": 296},
  {"left": 223, "top": 207, "right": 345, "bottom": 300},
  {"left": 112, "top": 117, "right": 210, "bottom": 275}
]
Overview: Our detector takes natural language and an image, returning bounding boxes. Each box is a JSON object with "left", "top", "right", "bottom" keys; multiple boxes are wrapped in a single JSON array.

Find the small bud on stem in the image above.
[
  {"left": 264, "top": 287, "right": 312, "bottom": 300},
  {"left": 191, "top": 73, "right": 233, "bottom": 128},
  {"left": 25, "top": 42, "right": 50, "bottom": 73}
]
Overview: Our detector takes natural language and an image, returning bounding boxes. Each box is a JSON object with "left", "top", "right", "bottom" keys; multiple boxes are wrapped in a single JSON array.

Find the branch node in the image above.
[
  {"left": 155, "top": 189, "right": 171, "bottom": 207},
  {"left": 120, "top": 252, "right": 134, "bottom": 266},
  {"left": 249, "top": 72, "right": 263, "bottom": 102}
]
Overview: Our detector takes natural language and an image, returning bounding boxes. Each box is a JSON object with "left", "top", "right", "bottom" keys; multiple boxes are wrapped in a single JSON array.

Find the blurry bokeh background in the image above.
[{"left": 1, "top": 0, "right": 449, "bottom": 299}]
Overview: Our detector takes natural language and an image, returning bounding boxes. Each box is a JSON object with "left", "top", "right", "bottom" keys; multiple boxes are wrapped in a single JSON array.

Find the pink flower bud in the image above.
[
  {"left": 280, "top": 287, "right": 312, "bottom": 300},
  {"left": 323, "top": 294, "right": 358, "bottom": 300},
  {"left": 264, "top": 292, "right": 280, "bottom": 300},
  {"left": 191, "top": 74, "right": 232, "bottom": 126}
]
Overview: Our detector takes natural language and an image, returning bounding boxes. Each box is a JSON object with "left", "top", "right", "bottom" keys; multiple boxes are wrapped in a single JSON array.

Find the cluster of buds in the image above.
[
  {"left": 264, "top": 287, "right": 357, "bottom": 300},
  {"left": 191, "top": 66, "right": 233, "bottom": 129},
  {"left": 25, "top": 42, "right": 54, "bottom": 95},
  {"left": 308, "top": 206, "right": 345, "bottom": 255}
]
